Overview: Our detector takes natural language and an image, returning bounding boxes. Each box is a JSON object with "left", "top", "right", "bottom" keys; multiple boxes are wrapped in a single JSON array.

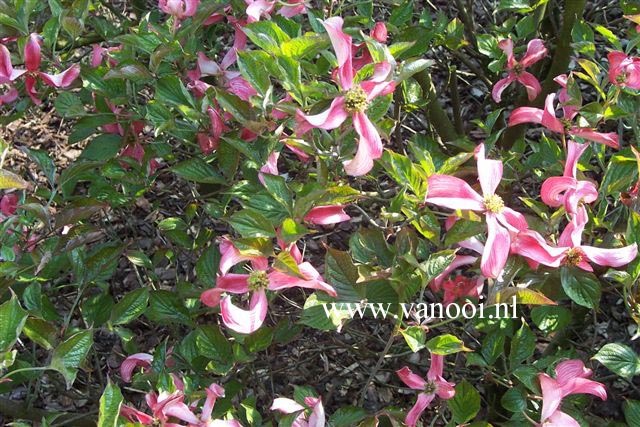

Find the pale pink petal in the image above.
[
  {"left": 558, "top": 217, "right": 585, "bottom": 248},
  {"left": 492, "top": 75, "right": 515, "bottom": 103},
  {"left": 480, "top": 214, "right": 510, "bottom": 279},
  {"left": 475, "top": 143, "right": 503, "bottom": 196},
  {"left": 197, "top": 52, "right": 222, "bottom": 76},
  {"left": 344, "top": 112, "right": 383, "bottom": 176},
  {"left": 569, "top": 128, "right": 619, "bottom": 149},
  {"left": 322, "top": 17, "right": 354, "bottom": 90},
  {"left": 519, "top": 39, "right": 548, "bottom": 67},
  {"left": 564, "top": 141, "right": 588, "bottom": 178},
  {"left": 405, "top": 393, "right": 435, "bottom": 427},
  {"left": 163, "top": 400, "right": 200, "bottom": 424},
  {"left": 39, "top": 64, "right": 81, "bottom": 88},
  {"left": 498, "top": 38, "right": 515, "bottom": 69},
  {"left": 304, "top": 205, "right": 350, "bottom": 225},
  {"left": 555, "top": 359, "right": 591, "bottom": 385},
  {"left": 120, "top": 353, "right": 153, "bottom": 382},
  {"left": 220, "top": 290, "right": 268, "bottom": 334},
  {"left": 226, "top": 76, "right": 257, "bottom": 101},
  {"left": 539, "top": 373, "right": 563, "bottom": 422},
  {"left": 568, "top": 377, "right": 607, "bottom": 400},
  {"left": 0, "top": 45, "right": 25, "bottom": 82},
  {"left": 516, "top": 71, "right": 542, "bottom": 101},
  {"left": 268, "top": 262, "right": 337, "bottom": 297},
  {"left": 372, "top": 22, "right": 388, "bottom": 42},
  {"left": 0, "top": 87, "right": 18, "bottom": 105},
  {"left": 426, "top": 354, "right": 444, "bottom": 380},
  {"left": 307, "top": 397, "right": 325, "bottom": 427},
  {"left": 208, "top": 421, "right": 243, "bottom": 427},
  {"left": 511, "top": 231, "right": 565, "bottom": 267},
  {"left": 25, "top": 34, "right": 41, "bottom": 72},
  {"left": 271, "top": 397, "right": 305, "bottom": 414},
  {"left": 361, "top": 78, "right": 395, "bottom": 101},
  {"left": 581, "top": 243, "right": 638, "bottom": 267},
  {"left": 563, "top": 182, "right": 598, "bottom": 215},
  {"left": 296, "top": 97, "right": 348, "bottom": 134},
  {"left": 425, "top": 175, "right": 485, "bottom": 211},
  {"left": 202, "top": 383, "right": 225, "bottom": 421},
  {"left": 396, "top": 366, "right": 427, "bottom": 390},
  {"left": 541, "top": 93, "right": 564, "bottom": 134},
  {"left": 278, "top": 1, "right": 306, "bottom": 18},
  {"left": 259, "top": 151, "right": 280, "bottom": 185},
  {"left": 545, "top": 410, "right": 580, "bottom": 427},
  {"left": 508, "top": 106, "right": 544, "bottom": 127},
  {"left": 496, "top": 207, "right": 529, "bottom": 232},
  {"left": 246, "top": 0, "right": 275, "bottom": 22},
  {"left": 541, "top": 176, "right": 575, "bottom": 207}
]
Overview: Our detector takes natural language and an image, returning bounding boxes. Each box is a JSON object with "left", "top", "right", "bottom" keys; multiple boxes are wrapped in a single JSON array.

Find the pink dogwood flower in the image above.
[
  {"left": 296, "top": 17, "right": 395, "bottom": 176},
  {"left": 120, "top": 353, "right": 154, "bottom": 382},
  {"left": 197, "top": 106, "right": 227, "bottom": 155},
  {"left": 1, "top": 34, "right": 80, "bottom": 105},
  {"left": 424, "top": 144, "right": 528, "bottom": 278},
  {"left": 508, "top": 93, "right": 619, "bottom": 148},
  {"left": 512, "top": 212, "right": 637, "bottom": 271},
  {"left": 608, "top": 51, "right": 640, "bottom": 89},
  {"left": 0, "top": 194, "right": 18, "bottom": 217},
  {"left": 396, "top": 353, "right": 455, "bottom": 427},
  {"left": 492, "top": 38, "right": 547, "bottom": 102},
  {"left": 271, "top": 395, "right": 325, "bottom": 427},
  {"left": 278, "top": 0, "right": 307, "bottom": 18},
  {"left": 352, "top": 22, "right": 389, "bottom": 72},
  {"left": 90, "top": 44, "right": 121, "bottom": 68},
  {"left": 540, "top": 141, "right": 597, "bottom": 217},
  {"left": 200, "top": 239, "right": 336, "bottom": 334},
  {"left": 159, "top": 0, "right": 199, "bottom": 20},
  {"left": 538, "top": 360, "right": 607, "bottom": 426},
  {"left": 440, "top": 275, "right": 484, "bottom": 306}
]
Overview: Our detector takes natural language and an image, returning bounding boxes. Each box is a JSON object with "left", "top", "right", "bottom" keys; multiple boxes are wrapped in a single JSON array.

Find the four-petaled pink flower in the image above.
[
  {"left": 120, "top": 353, "right": 154, "bottom": 382},
  {"left": 508, "top": 93, "right": 619, "bottom": 148},
  {"left": 538, "top": 360, "right": 607, "bottom": 426},
  {"left": 396, "top": 353, "right": 455, "bottom": 427},
  {"left": 271, "top": 395, "right": 325, "bottom": 427},
  {"left": 425, "top": 143, "right": 528, "bottom": 278},
  {"left": 492, "top": 38, "right": 547, "bottom": 103},
  {"left": 200, "top": 238, "right": 336, "bottom": 334},
  {"left": 1, "top": 34, "right": 80, "bottom": 105},
  {"left": 608, "top": 51, "right": 640, "bottom": 89},
  {"left": 296, "top": 17, "right": 395, "bottom": 176}
]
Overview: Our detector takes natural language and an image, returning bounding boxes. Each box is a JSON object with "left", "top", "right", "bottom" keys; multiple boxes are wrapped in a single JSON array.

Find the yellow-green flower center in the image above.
[
  {"left": 564, "top": 248, "right": 584, "bottom": 266},
  {"left": 344, "top": 86, "right": 368, "bottom": 113},
  {"left": 512, "top": 63, "right": 524, "bottom": 75},
  {"left": 560, "top": 118, "right": 573, "bottom": 133},
  {"left": 616, "top": 73, "right": 627, "bottom": 84},
  {"left": 248, "top": 270, "right": 269, "bottom": 291},
  {"left": 484, "top": 194, "right": 505, "bottom": 214},
  {"left": 424, "top": 381, "right": 437, "bottom": 394}
]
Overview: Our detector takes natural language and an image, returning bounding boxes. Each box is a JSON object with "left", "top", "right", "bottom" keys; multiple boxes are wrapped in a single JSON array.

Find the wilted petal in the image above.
[
  {"left": 259, "top": 151, "right": 280, "bottom": 185},
  {"left": 564, "top": 182, "right": 598, "bottom": 215},
  {"left": 0, "top": 45, "right": 25, "bottom": 82},
  {"left": 570, "top": 128, "right": 619, "bottom": 149},
  {"left": 120, "top": 405, "right": 154, "bottom": 425},
  {"left": 481, "top": 214, "right": 510, "bottom": 279},
  {"left": 322, "top": 17, "right": 354, "bottom": 89},
  {"left": 425, "top": 174, "right": 485, "bottom": 211},
  {"left": 0, "top": 194, "right": 18, "bottom": 216},
  {"left": 307, "top": 397, "right": 325, "bottom": 427},
  {"left": 491, "top": 75, "right": 514, "bottom": 103},
  {"left": 372, "top": 22, "right": 388, "bottom": 42},
  {"left": 201, "top": 383, "right": 226, "bottom": 421},
  {"left": 519, "top": 38, "right": 548, "bottom": 67},
  {"left": 344, "top": 112, "right": 383, "bottom": 176},
  {"left": 397, "top": 366, "right": 427, "bottom": 390},
  {"left": 271, "top": 397, "right": 305, "bottom": 414},
  {"left": 405, "top": 393, "right": 435, "bottom": 427},
  {"left": 475, "top": 143, "right": 503, "bottom": 196},
  {"left": 581, "top": 243, "right": 638, "bottom": 267},
  {"left": 304, "top": 205, "right": 350, "bottom": 225},
  {"left": 246, "top": 0, "right": 275, "bottom": 22},
  {"left": 564, "top": 141, "right": 588, "bottom": 178},
  {"left": 163, "top": 400, "right": 200, "bottom": 424},
  {"left": 427, "top": 354, "right": 444, "bottom": 380},
  {"left": 25, "top": 34, "right": 42, "bottom": 72},
  {"left": 541, "top": 176, "right": 575, "bottom": 207},
  {"left": 435, "top": 377, "right": 456, "bottom": 400},
  {"left": 120, "top": 353, "right": 153, "bottom": 382},
  {"left": 25, "top": 75, "right": 41, "bottom": 105},
  {"left": 498, "top": 38, "right": 515, "bottom": 69},
  {"left": 0, "top": 87, "right": 18, "bottom": 105},
  {"left": 540, "top": 94, "right": 564, "bottom": 134},
  {"left": 516, "top": 71, "right": 542, "bottom": 101},
  {"left": 227, "top": 76, "right": 257, "bottom": 101},
  {"left": 39, "top": 64, "right": 81, "bottom": 88},
  {"left": 296, "top": 97, "right": 348, "bottom": 134}
]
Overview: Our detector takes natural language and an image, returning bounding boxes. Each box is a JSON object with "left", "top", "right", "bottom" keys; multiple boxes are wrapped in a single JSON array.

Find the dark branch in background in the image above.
[
  {"left": 499, "top": 0, "right": 587, "bottom": 149},
  {"left": 450, "top": 65, "right": 464, "bottom": 134},
  {"left": 415, "top": 70, "right": 461, "bottom": 142}
]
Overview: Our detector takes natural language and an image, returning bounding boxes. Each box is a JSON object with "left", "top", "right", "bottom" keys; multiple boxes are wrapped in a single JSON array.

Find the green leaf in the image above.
[
  {"left": 281, "top": 35, "right": 328, "bottom": 59},
  {"left": 0, "top": 293, "right": 28, "bottom": 352},
  {"left": 243, "top": 20, "right": 290, "bottom": 54},
  {"left": 501, "top": 387, "right": 526, "bottom": 412},
  {"left": 126, "top": 251, "right": 153, "bottom": 269},
  {"left": 448, "top": 380, "right": 481, "bottom": 424},
  {"left": 49, "top": 330, "right": 94, "bottom": 389},
  {"left": 389, "top": 1, "right": 413, "bottom": 26},
  {"left": 98, "top": 380, "right": 123, "bottom": 427},
  {"left": 146, "top": 291, "right": 192, "bottom": 326},
  {"left": 329, "top": 407, "right": 367, "bottom": 426},
  {"left": 280, "top": 218, "right": 310, "bottom": 244},
  {"left": 426, "top": 334, "right": 470, "bottom": 355},
  {"left": 420, "top": 249, "right": 457, "bottom": 283},
  {"left": 155, "top": 75, "right": 195, "bottom": 108},
  {"left": 55, "top": 92, "right": 85, "bottom": 118},
  {"left": 0, "top": 170, "right": 28, "bottom": 190},
  {"left": 245, "top": 327, "right": 273, "bottom": 353},
  {"left": 237, "top": 50, "right": 271, "bottom": 96},
  {"left": 593, "top": 343, "right": 640, "bottom": 380},
  {"left": 325, "top": 248, "right": 364, "bottom": 302},
  {"left": 400, "top": 326, "right": 426, "bottom": 352},
  {"left": 172, "top": 158, "right": 225, "bottom": 184},
  {"left": 195, "top": 325, "right": 234, "bottom": 374},
  {"left": 229, "top": 210, "right": 276, "bottom": 238},
  {"left": 624, "top": 400, "right": 640, "bottom": 426},
  {"left": 531, "top": 306, "right": 572, "bottom": 335},
  {"left": 81, "top": 134, "right": 122, "bottom": 161},
  {"left": 23, "top": 318, "right": 57, "bottom": 350},
  {"left": 110, "top": 288, "right": 149, "bottom": 325},
  {"left": 509, "top": 322, "right": 535, "bottom": 369},
  {"left": 261, "top": 173, "right": 293, "bottom": 211},
  {"left": 381, "top": 150, "right": 428, "bottom": 197},
  {"left": 560, "top": 267, "right": 601, "bottom": 309}
]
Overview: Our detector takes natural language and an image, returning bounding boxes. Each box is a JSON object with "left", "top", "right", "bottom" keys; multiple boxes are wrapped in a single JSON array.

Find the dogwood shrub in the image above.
[{"left": 1, "top": 0, "right": 640, "bottom": 426}]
